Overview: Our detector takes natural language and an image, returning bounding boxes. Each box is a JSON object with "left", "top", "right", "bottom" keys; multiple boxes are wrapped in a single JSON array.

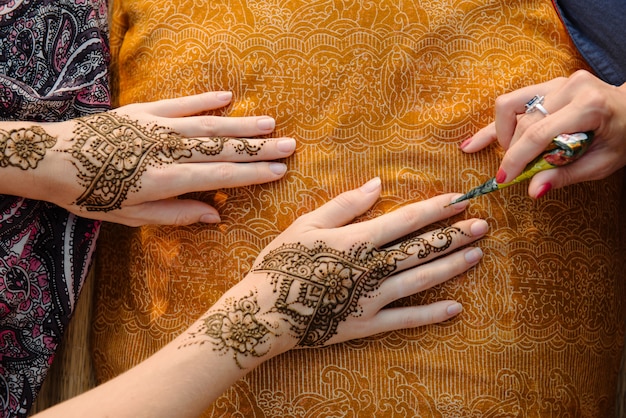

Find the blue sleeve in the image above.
[{"left": 554, "top": 0, "right": 626, "bottom": 86}]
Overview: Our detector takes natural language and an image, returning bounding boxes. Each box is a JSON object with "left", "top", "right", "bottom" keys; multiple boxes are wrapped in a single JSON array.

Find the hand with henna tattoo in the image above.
[
  {"left": 0, "top": 91, "right": 296, "bottom": 225},
  {"left": 178, "top": 177, "right": 489, "bottom": 364},
  {"left": 33, "top": 179, "right": 488, "bottom": 418}
]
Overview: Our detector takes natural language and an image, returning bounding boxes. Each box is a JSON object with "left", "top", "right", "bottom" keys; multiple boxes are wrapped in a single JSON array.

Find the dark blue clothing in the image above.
[{"left": 554, "top": 0, "right": 626, "bottom": 85}]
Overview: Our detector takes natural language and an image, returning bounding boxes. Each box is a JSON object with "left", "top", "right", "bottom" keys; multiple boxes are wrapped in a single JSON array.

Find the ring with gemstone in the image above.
[{"left": 525, "top": 95, "right": 549, "bottom": 116}]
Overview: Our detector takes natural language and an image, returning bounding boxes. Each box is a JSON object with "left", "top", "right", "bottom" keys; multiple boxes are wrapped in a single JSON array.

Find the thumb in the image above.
[{"left": 108, "top": 199, "right": 221, "bottom": 226}]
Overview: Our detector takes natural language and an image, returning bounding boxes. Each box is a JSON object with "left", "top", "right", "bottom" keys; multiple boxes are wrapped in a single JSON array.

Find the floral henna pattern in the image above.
[
  {"left": 0, "top": 126, "right": 57, "bottom": 170},
  {"left": 182, "top": 292, "right": 273, "bottom": 368},
  {"left": 68, "top": 112, "right": 263, "bottom": 212},
  {"left": 181, "top": 226, "right": 465, "bottom": 368},
  {"left": 255, "top": 226, "right": 465, "bottom": 347}
]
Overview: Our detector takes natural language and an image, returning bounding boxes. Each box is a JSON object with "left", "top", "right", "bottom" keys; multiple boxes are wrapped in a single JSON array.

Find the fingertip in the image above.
[
  {"left": 469, "top": 219, "right": 489, "bottom": 237},
  {"left": 446, "top": 302, "right": 463, "bottom": 316},
  {"left": 359, "top": 177, "right": 382, "bottom": 194},
  {"left": 256, "top": 116, "right": 275, "bottom": 131},
  {"left": 447, "top": 194, "right": 470, "bottom": 210},
  {"left": 459, "top": 137, "right": 473, "bottom": 151},
  {"left": 533, "top": 182, "right": 552, "bottom": 199},
  {"left": 199, "top": 213, "right": 221, "bottom": 224},
  {"left": 464, "top": 247, "right": 484, "bottom": 264},
  {"left": 529, "top": 170, "right": 559, "bottom": 198},
  {"left": 276, "top": 137, "right": 296, "bottom": 154},
  {"left": 495, "top": 168, "right": 507, "bottom": 184},
  {"left": 461, "top": 123, "right": 498, "bottom": 153},
  {"left": 215, "top": 91, "right": 233, "bottom": 102},
  {"left": 269, "top": 162, "right": 288, "bottom": 176}
]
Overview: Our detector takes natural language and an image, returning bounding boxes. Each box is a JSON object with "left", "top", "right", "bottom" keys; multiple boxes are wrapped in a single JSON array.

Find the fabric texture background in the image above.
[{"left": 94, "top": 1, "right": 626, "bottom": 416}]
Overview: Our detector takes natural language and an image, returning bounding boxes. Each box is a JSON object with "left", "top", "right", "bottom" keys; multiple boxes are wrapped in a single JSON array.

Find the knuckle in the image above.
[
  {"left": 569, "top": 69, "right": 594, "bottom": 84},
  {"left": 398, "top": 205, "right": 425, "bottom": 229},
  {"left": 199, "top": 116, "right": 221, "bottom": 136},
  {"left": 494, "top": 93, "right": 517, "bottom": 115},
  {"left": 173, "top": 212, "right": 196, "bottom": 226},
  {"left": 400, "top": 314, "right": 418, "bottom": 329},
  {"left": 215, "top": 163, "right": 236, "bottom": 182},
  {"left": 580, "top": 89, "right": 609, "bottom": 114},
  {"left": 331, "top": 192, "right": 363, "bottom": 220},
  {"left": 524, "top": 124, "right": 552, "bottom": 147},
  {"left": 409, "top": 268, "right": 431, "bottom": 292}
]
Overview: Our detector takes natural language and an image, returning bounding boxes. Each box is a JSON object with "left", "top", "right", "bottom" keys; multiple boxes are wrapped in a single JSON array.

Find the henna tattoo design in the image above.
[
  {"left": 180, "top": 226, "right": 465, "bottom": 368},
  {"left": 67, "top": 112, "right": 263, "bottom": 212},
  {"left": 180, "top": 292, "right": 273, "bottom": 368},
  {"left": 255, "top": 226, "right": 466, "bottom": 347},
  {"left": 0, "top": 126, "right": 56, "bottom": 170}
]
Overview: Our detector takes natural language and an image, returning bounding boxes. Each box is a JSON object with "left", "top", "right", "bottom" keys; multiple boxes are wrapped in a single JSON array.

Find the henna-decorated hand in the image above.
[
  {"left": 32, "top": 179, "right": 489, "bottom": 418},
  {"left": 460, "top": 70, "right": 626, "bottom": 198},
  {"left": 0, "top": 91, "right": 295, "bottom": 225},
  {"left": 180, "top": 178, "right": 488, "bottom": 368}
]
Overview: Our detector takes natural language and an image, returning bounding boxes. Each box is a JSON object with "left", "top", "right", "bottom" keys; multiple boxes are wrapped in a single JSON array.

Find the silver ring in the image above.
[{"left": 525, "top": 95, "right": 549, "bottom": 116}]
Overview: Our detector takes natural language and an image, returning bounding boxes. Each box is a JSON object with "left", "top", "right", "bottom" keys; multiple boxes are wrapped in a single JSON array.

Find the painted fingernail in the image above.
[
  {"left": 217, "top": 91, "right": 232, "bottom": 101},
  {"left": 269, "top": 162, "right": 287, "bottom": 175},
  {"left": 360, "top": 177, "right": 382, "bottom": 193},
  {"left": 276, "top": 138, "right": 296, "bottom": 153},
  {"left": 470, "top": 219, "right": 489, "bottom": 236},
  {"left": 200, "top": 213, "right": 221, "bottom": 223},
  {"left": 535, "top": 183, "right": 552, "bottom": 199},
  {"left": 495, "top": 168, "right": 507, "bottom": 184},
  {"left": 447, "top": 303, "right": 463, "bottom": 316},
  {"left": 257, "top": 117, "right": 275, "bottom": 131},
  {"left": 459, "top": 137, "right": 472, "bottom": 150},
  {"left": 464, "top": 247, "right": 483, "bottom": 264}
]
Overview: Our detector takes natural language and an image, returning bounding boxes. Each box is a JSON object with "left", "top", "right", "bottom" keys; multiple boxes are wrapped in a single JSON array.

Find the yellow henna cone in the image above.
[{"left": 446, "top": 131, "right": 593, "bottom": 207}]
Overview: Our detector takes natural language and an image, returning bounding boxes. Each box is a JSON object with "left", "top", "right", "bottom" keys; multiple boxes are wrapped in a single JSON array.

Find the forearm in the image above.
[{"left": 32, "top": 317, "right": 261, "bottom": 418}]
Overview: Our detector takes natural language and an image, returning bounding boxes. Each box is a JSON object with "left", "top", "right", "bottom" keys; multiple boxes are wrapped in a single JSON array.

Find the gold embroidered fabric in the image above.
[{"left": 95, "top": 1, "right": 626, "bottom": 416}]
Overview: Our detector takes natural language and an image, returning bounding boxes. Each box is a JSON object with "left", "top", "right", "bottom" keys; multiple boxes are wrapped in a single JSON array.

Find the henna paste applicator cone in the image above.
[{"left": 447, "top": 131, "right": 594, "bottom": 206}]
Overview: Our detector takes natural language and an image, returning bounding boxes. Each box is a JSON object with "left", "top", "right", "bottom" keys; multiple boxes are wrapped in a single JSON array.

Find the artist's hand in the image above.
[
  {"left": 460, "top": 70, "right": 626, "bottom": 198},
  {"left": 1, "top": 91, "right": 295, "bottom": 225},
  {"left": 181, "top": 179, "right": 488, "bottom": 368}
]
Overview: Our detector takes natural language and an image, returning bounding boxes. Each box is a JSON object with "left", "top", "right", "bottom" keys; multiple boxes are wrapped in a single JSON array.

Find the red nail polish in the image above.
[
  {"left": 535, "top": 183, "right": 552, "bottom": 199},
  {"left": 459, "top": 137, "right": 472, "bottom": 150},
  {"left": 495, "top": 168, "right": 507, "bottom": 184}
]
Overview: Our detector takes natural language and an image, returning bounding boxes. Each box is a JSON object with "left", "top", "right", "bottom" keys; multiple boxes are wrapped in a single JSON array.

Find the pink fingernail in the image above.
[
  {"left": 217, "top": 91, "right": 232, "bottom": 101},
  {"left": 200, "top": 213, "right": 221, "bottom": 223},
  {"left": 257, "top": 117, "right": 275, "bottom": 131},
  {"left": 276, "top": 138, "right": 296, "bottom": 153},
  {"left": 459, "top": 137, "right": 472, "bottom": 150},
  {"left": 360, "top": 177, "right": 381, "bottom": 193},
  {"left": 269, "top": 162, "right": 287, "bottom": 175},
  {"left": 535, "top": 183, "right": 552, "bottom": 199},
  {"left": 495, "top": 168, "right": 507, "bottom": 184},
  {"left": 470, "top": 220, "right": 489, "bottom": 237},
  {"left": 447, "top": 303, "right": 463, "bottom": 316},
  {"left": 464, "top": 247, "right": 483, "bottom": 263}
]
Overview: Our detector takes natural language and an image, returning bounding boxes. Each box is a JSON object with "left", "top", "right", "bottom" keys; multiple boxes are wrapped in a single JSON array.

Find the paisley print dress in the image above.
[{"left": 0, "top": 1, "right": 109, "bottom": 416}]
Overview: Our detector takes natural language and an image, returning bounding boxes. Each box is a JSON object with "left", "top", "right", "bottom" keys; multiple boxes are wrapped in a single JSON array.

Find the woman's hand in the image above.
[
  {"left": 460, "top": 70, "right": 626, "bottom": 198},
  {"left": 33, "top": 180, "right": 488, "bottom": 418},
  {"left": 180, "top": 178, "right": 488, "bottom": 368},
  {"left": 0, "top": 91, "right": 295, "bottom": 225}
]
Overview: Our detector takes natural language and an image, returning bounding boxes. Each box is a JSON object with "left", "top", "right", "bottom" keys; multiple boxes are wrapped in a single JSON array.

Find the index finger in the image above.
[
  {"left": 345, "top": 194, "right": 471, "bottom": 248},
  {"left": 499, "top": 100, "right": 599, "bottom": 181},
  {"left": 143, "top": 91, "right": 234, "bottom": 118},
  {"left": 494, "top": 81, "right": 557, "bottom": 149}
]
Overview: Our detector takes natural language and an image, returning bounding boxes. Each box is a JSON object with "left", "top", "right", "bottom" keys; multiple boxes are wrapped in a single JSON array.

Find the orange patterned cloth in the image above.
[{"left": 94, "top": 1, "right": 626, "bottom": 416}]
